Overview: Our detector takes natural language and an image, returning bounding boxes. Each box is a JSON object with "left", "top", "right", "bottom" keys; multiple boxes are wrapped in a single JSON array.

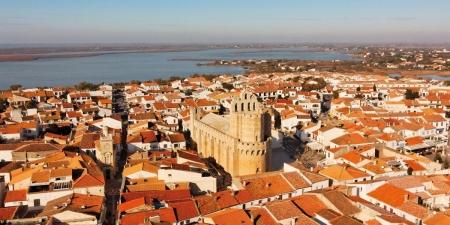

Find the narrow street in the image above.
[{"left": 104, "top": 87, "right": 129, "bottom": 225}]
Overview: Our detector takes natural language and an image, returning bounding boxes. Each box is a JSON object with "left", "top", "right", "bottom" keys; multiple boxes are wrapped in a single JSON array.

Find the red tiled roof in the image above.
[
  {"left": 0, "top": 207, "right": 18, "bottom": 220},
  {"left": 168, "top": 199, "right": 199, "bottom": 221},
  {"left": 265, "top": 200, "right": 303, "bottom": 221},
  {"left": 118, "top": 197, "right": 146, "bottom": 213},
  {"left": 367, "top": 183, "right": 411, "bottom": 207},
  {"left": 292, "top": 195, "right": 327, "bottom": 217},
  {"left": 73, "top": 172, "right": 104, "bottom": 188},
  {"left": 208, "top": 208, "right": 252, "bottom": 225},
  {"left": 404, "top": 160, "right": 426, "bottom": 171},
  {"left": 4, "top": 189, "right": 27, "bottom": 202},
  {"left": 212, "top": 190, "right": 239, "bottom": 209},
  {"left": 120, "top": 208, "right": 176, "bottom": 225}
]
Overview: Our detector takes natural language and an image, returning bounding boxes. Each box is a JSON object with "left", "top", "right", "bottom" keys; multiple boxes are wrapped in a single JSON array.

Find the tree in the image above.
[
  {"left": 332, "top": 90, "right": 340, "bottom": 99},
  {"left": 0, "top": 136, "right": 6, "bottom": 144},
  {"left": 405, "top": 89, "right": 420, "bottom": 100},
  {"left": 10, "top": 84, "right": 22, "bottom": 91},
  {"left": 301, "top": 77, "right": 327, "bottom": 92},
  {"left": 407, "top": 167, "right": 413, "bottom": 175},
  {"left": 218, "top": 104, "right": 226, "bottom": 115},
  {"left": 0, "top": 99, "right": 9, "bottom": 113},
  {"left": 75, "top": 81, "right": 99, "bottom": 91},
  {"left": 222, "top": 83, "right": 234, "bottom": 91},
  {"left": 25, "top": 99, "right": 38, "bottom": 109},
  {"left": 355, "top": 93, "right": 364, "bottom": 99},
  {"left": 169, "top": 76, "right": 182, "bottom": 82},
  {"left": 185, "top": 89, "right": 193, "bottom": 96},
  {"left": 292, "top": 76, "right": 300, "bottom": 83},
  {"left": 183, "top": 130, "right": 197, "bottom": 150},
  {"left": 356, "top": 86, "right": 361, "bottom": 92}
]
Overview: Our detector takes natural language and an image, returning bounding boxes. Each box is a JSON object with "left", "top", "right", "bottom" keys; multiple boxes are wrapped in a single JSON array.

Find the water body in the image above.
[
  {"left": 0, "top": 47, "right": 352, "bottom": 89},
  {"left": 418, "top": 74, "right": 450, "bottom": 81}
]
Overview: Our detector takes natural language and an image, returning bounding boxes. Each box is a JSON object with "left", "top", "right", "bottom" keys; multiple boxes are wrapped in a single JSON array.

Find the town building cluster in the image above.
[
  {"left": 0, "top": 71, "right": 449, "bottom": 225},
  {"left": 360, "top": 47, "right": 450, "bottom": 70}
]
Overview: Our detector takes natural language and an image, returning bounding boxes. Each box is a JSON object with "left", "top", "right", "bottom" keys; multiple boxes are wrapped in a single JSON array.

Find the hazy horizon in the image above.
[{"left": 2, "top": 0, "right": 450, "bottom": 45}]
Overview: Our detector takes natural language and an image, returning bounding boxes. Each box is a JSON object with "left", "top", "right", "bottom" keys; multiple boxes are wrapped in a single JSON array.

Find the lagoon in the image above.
[{"left": 0, "top": 47, "right": 351, "bottom": 89}]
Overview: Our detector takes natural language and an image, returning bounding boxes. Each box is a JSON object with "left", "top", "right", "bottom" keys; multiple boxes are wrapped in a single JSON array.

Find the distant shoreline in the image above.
[
  {"left": 0, "top": 44, "right": 343, "bottom": 62},
  {"left": 0, "top": 47, "right": 217, "bottom": 62}
]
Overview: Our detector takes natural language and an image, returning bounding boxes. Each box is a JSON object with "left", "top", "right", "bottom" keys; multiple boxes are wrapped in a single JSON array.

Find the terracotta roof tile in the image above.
[
  {"left": 282, "top": 172, "right": 309, "bottom": 189},
  {"left": 247, "top": 207, "right": 278, "bottom": 225},
  {"left": 424, "top": 212, "right": 450, "bottom": 225},
  {"left": 367, "top": 183, "right": 412, "bottom": 207},
  {"left": 265, "top": 200, "right": 302, "bottom": 221},
  {"left": 0, "top": 207, "right": 18, "bottom": 220},
  {"left": 240, "top": 173, "right": 295, "bottom": 200},
  {"left": 323, "top": 191, "right": 360, "bottom": 215},
  {"left": 212, "top": 190, "right": 239, "bottom": 209},
  {"left": 168, "top": 199, "right": 199, "bottom": 221},
  {"left": 292, "top": 195, "right": 327, "bottom": 217},
  {"left": 4, "top": 189, "right": 27, "bottom": 202},
  {"left": 208, "top": 208, "right": 252, "bottom": 225}
]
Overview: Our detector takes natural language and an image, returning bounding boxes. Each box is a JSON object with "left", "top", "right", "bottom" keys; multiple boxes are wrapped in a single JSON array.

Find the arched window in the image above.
[
  {"left": 253, "top": 102, "right": 256, "bottom": 110},
  {"left": 241, "top": 103, "right": 244, "bottom": 111},
  {"left": 234, "top": 103, "right": 238, "bottom": 112},
  {"left": 248, "top": 102, "right": 251, "bottom": 111}
]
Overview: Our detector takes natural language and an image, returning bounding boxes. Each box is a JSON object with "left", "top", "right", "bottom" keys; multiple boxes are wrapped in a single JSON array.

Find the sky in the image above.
[{"left": 1, "top": 0, "right": 450, "bottom": 44}]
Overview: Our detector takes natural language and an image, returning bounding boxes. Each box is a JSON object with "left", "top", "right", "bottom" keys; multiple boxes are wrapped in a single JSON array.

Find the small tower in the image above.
[
  {"left": 97, "top": 126, "right": 115, "bottom": 178},
  {"left": 229, "top": 92, "right": 272, "bottom": 176},
  {"left": 229, "top": 92, "right": 265, "bottom": 142}
]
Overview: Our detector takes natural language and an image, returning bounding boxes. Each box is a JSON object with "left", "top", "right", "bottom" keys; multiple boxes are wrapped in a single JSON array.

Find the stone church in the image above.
[
  {"left": 96, "top": 126, "right": 116, "bottom": 178},
  {"left": 190, "top": 92, "right": 272, "bottom": 177}
]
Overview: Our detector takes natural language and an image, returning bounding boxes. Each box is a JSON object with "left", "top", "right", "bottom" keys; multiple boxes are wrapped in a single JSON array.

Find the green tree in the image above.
[
  {"left": 301, "top": 77, "right": 327, "bottom": 92},
  {"left": 0, "top": 99, "right": 9, "bottom": 113},
  {"left": 332, "top": 90, "right": 340, "bottom": 99},
  {"left": 75, "top": 81, "right": 99, "bottom": 91},
  {"left": 407, "top": 167, "right": 413, "bottom": 175},
  {"left": 10, "top": 84, "right": 22, "bottom": 91},
  {"left": 25, "top": 99, "right": 38, "bottom": 109},
  {"left": 0, "top": 136, "right": 6, "bottom": 144},
  {"left": 222, "top": 83, "right": 234, "bottom": 91},
  {"left": 218, "top": 104, "right": 226, "bottom": 115},
  {"left": 292, "top": 76, "right": 300, "bottom": 83},
  {"left": 405, "top": 89, "right": 420, "bottom": 100},
  {"left": 185, "top": 89, "right": 193, "bottom": 96},
  {"left": 169, "top": 76, "right": 182, "bottom": 82}
]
